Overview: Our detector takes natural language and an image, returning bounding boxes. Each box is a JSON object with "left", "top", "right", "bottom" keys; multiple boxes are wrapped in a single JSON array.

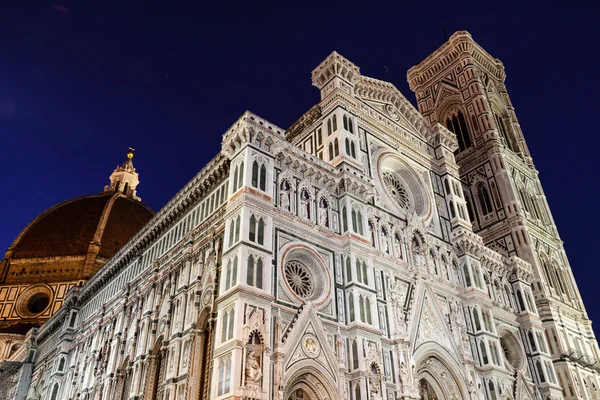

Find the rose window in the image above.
[
  {"left": 284, "top": 261, "right": 314, "bottom": 299},
  {"left": 382, "top": 171, "right": 411, "bottom": 210},
  {"left": 499, "top": 331, "right": 524, "bottom": 370}
]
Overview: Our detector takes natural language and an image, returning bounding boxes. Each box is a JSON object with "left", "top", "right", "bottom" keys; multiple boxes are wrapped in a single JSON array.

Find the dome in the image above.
[{"left": 1, "top": 192, "right": 153, "bottom": 284}]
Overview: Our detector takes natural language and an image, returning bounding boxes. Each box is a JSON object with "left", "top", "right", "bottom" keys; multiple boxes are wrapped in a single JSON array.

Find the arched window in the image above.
[
  {"left": 343, "top": 115, "right": 348, "bottom": 130},
  {"left": 356, "top": 260, "right": 362, "bottom": 283},
  {"left": 50, "top": 383, "right": 60, "bottom": 400},
  {"left": 235, "top": 215, "right": 241, "bottom": 242},
  {"left": 465, "top": 194, "right": 477, "bottom": 224},
  {"left": 342, "top": 206, "right": 348, "bottom": 232},
  {"left": 495, "top": 113, "right": 518, "bottom": 153},
  {"left": 480, "top": 341, "right": 488, "bottom": 364},
  {"left": 232, "top": 256, "right": 238, "bottom": 288},
  {"left": 247, "top": 256, "right": 255, "bottom": 286},
  {"left": 317, "top": 128, "right": 322, "bottom": 145},
  {"left": 259, "top": 164, "right": 266, "bottom": 191},
  {"left": 238, "top": 161, "right": 244, "bottom": 189},
  {"left": 473, "top": 309, "right": 481, "bottom": 331},
  {"left": 348, "top": 292, "right": 355, "bottom": 321},
  {"left": 516, "top": 290, "right": 525, "bottom": 311},
  {"left": 350, "top": 142, "right": 356, "bottom": 158},
  {"left": 444, "top": 179, "right": 451, "bottom": 195},
  {"left": 233, "top": 166, "right": 239, "bottom": 190},
  {"left": 345, "top": 138, "right": 350, "bottom": 155},
  {"left": 332, "top": 114, "right": 337, "bottom": 131},
  {"left": 463, "top": 264, "right": 472, "bottom": 287},
  {"left": 249, "top": 215, "right": 256, "bottom": 242},
  {"left": 449, "top": 201, "right": 456, "bottom": 219},
  {"left": 365, "top": 297, "right": 372, "bottom": 324},
  {"left": 251, "top": 161, "right": 259, "bottom": 188},
  {"left": 362, "top": 261, "right": 368, "bottom": 285},
  {"left": 477, "top": 184, "right": 493, "bottom": 215},
  {"left": 446, "top": 110, "right": 472, "bottom": 152},
  {"left": 334, "top": 138, "right": 339, "bottom": 157},
  {"left": 489, "top": 381, "right": 497, "bottom": 400},
  {"left": 348, "top": 117, "right": 354, "bottom": 134},
  {"left": 224, "top": 260, "right": 232, "bottom": 290},
  {"left": 346, "top": 256, "right": 352, "bottom": 282},
  {"left": 328, "top": 143, "right": 334, "bottom": 160},
  {"left": 257, "top": 218, "right": 264, "bottom": 244},
  {"left": 536, "top": 360, "right": 546, "bottom": 383},
  {"left": 359, "top": 295, "right": 365, "bottom": 322},
  {"left": 327, "top": 119, "right": 332, "bottom": 135}
]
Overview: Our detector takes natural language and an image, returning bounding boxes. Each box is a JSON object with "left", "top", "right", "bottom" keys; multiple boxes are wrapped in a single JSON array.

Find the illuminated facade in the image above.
[{"left": 19, "top": 32, "right": 599, "bottom": 400}]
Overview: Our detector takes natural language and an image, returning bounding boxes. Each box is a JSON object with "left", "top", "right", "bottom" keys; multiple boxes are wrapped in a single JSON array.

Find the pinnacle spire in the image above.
[{"left": 104, "top": 148, "right": 141, "bottom": 201}]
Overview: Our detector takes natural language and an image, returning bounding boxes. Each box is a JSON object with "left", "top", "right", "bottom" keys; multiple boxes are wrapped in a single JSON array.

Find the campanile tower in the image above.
[{"left": 408, "top": 31, "right": 600, "bottom": 398}]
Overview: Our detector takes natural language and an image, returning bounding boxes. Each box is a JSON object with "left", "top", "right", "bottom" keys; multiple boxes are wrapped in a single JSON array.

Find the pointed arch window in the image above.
[
  {"left": 334, "top": 138, "right": 340, "bottom": 157},
  {"left": 480, "top": 341, "right": 489, "bottom": 365},
  {"left": 345, "top": 138, "right": 350, "bottom": 155},
  {"left": 246, "top": 256, "right": 263, "bottom": 289},
  {"left": 343, "top": 115, "right": 348, "bottom": 131},
  {"left": 477, "top": 184, "right": 493, "bottom": 216},
  {"left": 446, "top": 110, "right": 472, "bottom": 152},
  {"left": 348, "top": 117, "right": 354, "bottom": 134},
  {"left": 233, "top": 166, "right": 239, "bottom": 191},
  {"left": 238, "top": 161, "right": 244, "bottom": 189},
  {"left": 332, "top": 114, "right": 338, "bottom": 131},
  {"left": 342, "top": 206, "right": 348, "bottom": 232},
  {"left": 249, "top": 215, "right": 265, "bottom": 245},
  {"left": 327, "top": 119, "right": 332, "bottom": 135},
  {"left": 328, "top": 143, "right": 334, "bottom": 160},
  {"left": 348, "top": 292, "right": 355, "bottom": 322},
  {"left": 345, "top": 256, "right": 352, "bottom": 283},
  {"left": 350, "top": 142, "right": 356, "bottom": 158},
  {"left": 251, "top": 161, "right": 267, "bottom": 191}
]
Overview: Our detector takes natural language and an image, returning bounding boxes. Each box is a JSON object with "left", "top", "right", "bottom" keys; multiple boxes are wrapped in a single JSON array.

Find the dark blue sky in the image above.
[{"left": 1, "top": 1, "right": 598, "bottom": 333}]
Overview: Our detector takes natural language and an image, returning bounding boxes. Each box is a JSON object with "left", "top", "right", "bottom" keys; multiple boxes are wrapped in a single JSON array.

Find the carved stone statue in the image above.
[
  {"left": 245, "top": 350, "right": 262, "bottom": 386},
  {"left": 280, "top": 187, "right": 290, "bottom": 211}
]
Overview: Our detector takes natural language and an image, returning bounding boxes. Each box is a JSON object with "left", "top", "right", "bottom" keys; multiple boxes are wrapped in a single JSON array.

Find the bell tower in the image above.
[{"left": 409, "top": 31, "right": 600, "bottom": 399}]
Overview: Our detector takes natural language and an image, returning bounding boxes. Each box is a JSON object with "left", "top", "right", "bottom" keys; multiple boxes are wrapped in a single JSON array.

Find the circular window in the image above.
[
  {"left": 15, "top": 284, "right": 53, "bottom": 318},
  {"left": 376, "top": 153, "right": 430, "bottom": 218},
  {"left": 285, "top": 261, "right": 314, "bottom": 299},
  {"left": 280, "top": 245, "right": 331, "bottom": 306},
  {"left": 382, "top": 171, "right": 411, "bottom": 210},
  {"left": 499, "top": 330, "right": 525, "bottom": 370},
  {"left": 27, "top": 293, "right": 50, "bottom": 314}
]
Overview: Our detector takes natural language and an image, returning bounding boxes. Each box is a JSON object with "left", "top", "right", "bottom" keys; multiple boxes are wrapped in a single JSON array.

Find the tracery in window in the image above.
[
  {"left": 382, "top": 171, "right": 411, "bottom": 210},
  {"left": 284, "top": 260, "right": 314, "bottom": 299},
  {"left": 477, "top": 184, "right": 493, "bottom": 216},
  {"left": 251, "top": 161, "right": 267, "bottom": 191},
  {"left": 445, "top": 110, "right": 472, "bottom": 152}
]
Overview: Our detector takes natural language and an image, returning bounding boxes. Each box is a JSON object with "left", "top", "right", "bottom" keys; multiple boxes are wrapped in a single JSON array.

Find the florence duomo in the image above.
[{"left": 0, "top": 30, "right": 598, "bottom": 400}]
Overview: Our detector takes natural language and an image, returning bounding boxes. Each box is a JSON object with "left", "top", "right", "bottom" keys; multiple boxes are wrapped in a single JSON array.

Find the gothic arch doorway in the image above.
[
  {"left": 283, "top": 367, "right": 336, "bottom": 400},
  {"left": 415, "top": 355, "right": 466, "bottom": 400}
]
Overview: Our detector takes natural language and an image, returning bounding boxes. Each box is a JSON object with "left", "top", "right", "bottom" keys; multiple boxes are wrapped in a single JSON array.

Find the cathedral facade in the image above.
[{"left": 19, "top": 31, "right": 600, "bottom": 400}]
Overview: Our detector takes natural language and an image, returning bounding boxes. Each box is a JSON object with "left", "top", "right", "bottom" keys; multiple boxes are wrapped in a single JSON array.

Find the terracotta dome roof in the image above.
[{"left": 1, "top": 192, "right": 154, "bottom": 284}]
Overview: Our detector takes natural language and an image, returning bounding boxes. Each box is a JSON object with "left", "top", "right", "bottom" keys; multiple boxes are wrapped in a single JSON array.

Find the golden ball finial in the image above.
[{"left": 127, "top": 147, "right": 135, "bottom": 159}]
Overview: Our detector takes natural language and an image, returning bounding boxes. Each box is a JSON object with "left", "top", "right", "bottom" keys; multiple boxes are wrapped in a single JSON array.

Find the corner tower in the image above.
[{"left": 409, "top": 31, "right": 600, "bottom": 398}]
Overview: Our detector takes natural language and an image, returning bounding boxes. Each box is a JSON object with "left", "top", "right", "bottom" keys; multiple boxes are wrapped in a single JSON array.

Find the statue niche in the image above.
[{"left": 244, "top": 332, "right": 263, "bottom": 389}]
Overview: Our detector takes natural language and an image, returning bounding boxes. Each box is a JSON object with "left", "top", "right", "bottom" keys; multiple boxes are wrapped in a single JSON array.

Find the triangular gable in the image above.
[
  {"left": 282, "top": 303, "right": 338, "bottom": 383},
  {"left": 434, "top": 81, "right": 461, "bottom": 108},
  {"left": 359, "top": 97, "right": 430, "bottom": 142},
  {"left": 410, "top": 284, "right": 459, "bottom": 360},
  {"left": 514, "top": 372, "right": 535, "bottom": 400}
]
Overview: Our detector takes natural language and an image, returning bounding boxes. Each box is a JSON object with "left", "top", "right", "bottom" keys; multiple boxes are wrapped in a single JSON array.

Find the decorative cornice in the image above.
[
  {"left": 285, "top": 104, "right": 322, "bottom": 142},
  {"left": 407, "top": 31, "right": 505, "bottom": 91}
]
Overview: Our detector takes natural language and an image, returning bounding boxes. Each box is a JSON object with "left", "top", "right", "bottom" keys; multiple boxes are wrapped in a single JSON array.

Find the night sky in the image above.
[{"left": 1, "top": 2, "right": 598, "bottom": 334}]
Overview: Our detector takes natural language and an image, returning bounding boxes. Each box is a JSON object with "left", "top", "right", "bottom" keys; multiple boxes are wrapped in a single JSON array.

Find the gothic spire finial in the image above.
[{"left": 104, "top": 148, "right": 141, "bottom": 201}]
